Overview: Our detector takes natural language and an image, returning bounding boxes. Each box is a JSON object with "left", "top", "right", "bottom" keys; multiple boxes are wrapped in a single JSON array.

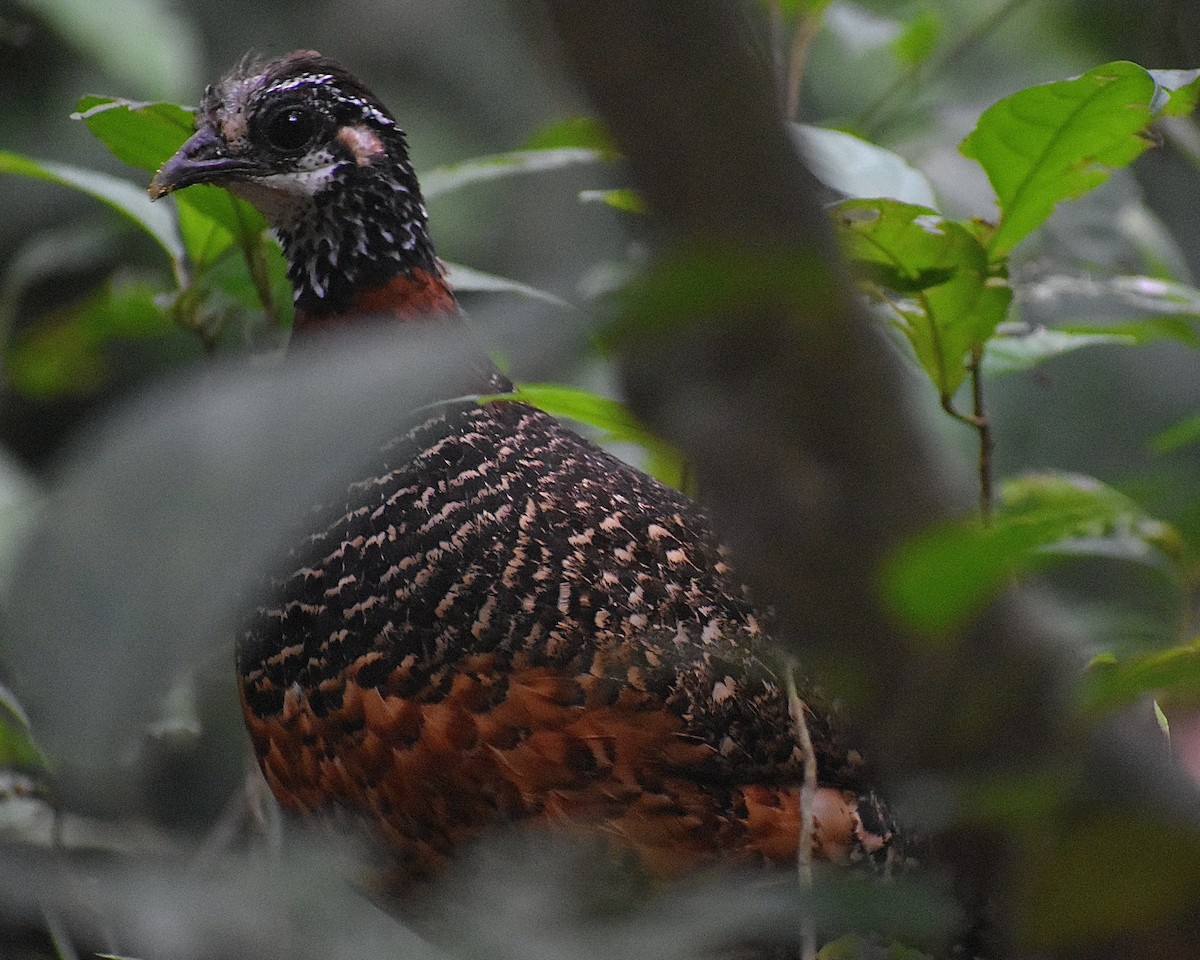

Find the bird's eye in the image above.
[{"left": 264, "top": 105, "right": 319, "bottom": 154}]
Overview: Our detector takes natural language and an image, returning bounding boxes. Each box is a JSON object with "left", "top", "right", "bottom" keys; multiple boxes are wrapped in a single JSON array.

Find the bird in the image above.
[{"left": 148, "top": 50, "right": 901, "bottom": 894}]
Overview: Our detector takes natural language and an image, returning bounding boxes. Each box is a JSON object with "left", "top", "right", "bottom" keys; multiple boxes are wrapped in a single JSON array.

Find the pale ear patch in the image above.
[{"left": 337, "top": 125, "right": 387, "bottom": 165}]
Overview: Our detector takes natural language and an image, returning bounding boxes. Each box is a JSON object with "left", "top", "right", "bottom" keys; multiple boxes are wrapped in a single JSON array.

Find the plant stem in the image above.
[
  {"left": 971, "top": 347, "right": 994, "bottom": 522},
  {"left": 232, "top": 203, "right": 285, "bottom": 329},
  {"left": 939, "top": 355, "right": 994, "bottom": 522}
]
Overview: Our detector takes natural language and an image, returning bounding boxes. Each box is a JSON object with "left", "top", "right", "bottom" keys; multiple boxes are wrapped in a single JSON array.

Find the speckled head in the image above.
[{"left": 151, "top": 50, "right": 449, "bottom": 324}]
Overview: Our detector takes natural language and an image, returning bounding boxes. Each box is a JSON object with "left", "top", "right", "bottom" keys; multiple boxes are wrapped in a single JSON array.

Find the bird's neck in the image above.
[
  {"left": 267, "top": 167, "right": 453, "bottom": 332},
  {"left": 272, "top": 176, "right": 508, "bottom": 393},
  {"left": 292, "top": 267, "right": 456, "bottom": 332}
]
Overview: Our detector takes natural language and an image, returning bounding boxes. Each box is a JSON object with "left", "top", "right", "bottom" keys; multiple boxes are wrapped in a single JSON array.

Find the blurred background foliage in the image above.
[{"left": 2, "top": 0, "right": 1200, "bottom": 957}]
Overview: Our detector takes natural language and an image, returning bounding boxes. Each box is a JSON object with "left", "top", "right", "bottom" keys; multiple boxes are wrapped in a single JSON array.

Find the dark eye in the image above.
[{"left": 264, "top": 105, "right": 319, "bottom": 153}]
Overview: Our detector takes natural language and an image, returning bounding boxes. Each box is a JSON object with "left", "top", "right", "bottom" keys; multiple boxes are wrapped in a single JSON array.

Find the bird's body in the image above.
[{"left": 150, "top": 50, "right": 900, "bottom": 892}]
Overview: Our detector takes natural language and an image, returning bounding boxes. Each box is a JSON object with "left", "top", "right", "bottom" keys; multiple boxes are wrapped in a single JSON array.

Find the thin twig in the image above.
[
  {"left": 969, "top": 346, "right": 994, "bottom": 521},
  {"left": 938, "top": 386, "right": 993, "bottom": 521},
  {"left": 786, "top": 663, "right": 817, "bottom": 960},
  {"left": 855, "top": 0, "right": 1040, "bottom": 137},
  {"left": 767, "top": 0, "right": 786, "bottom": 109},
  {"left": 784, "top": 14, "right": 822, "bottom": 121}
]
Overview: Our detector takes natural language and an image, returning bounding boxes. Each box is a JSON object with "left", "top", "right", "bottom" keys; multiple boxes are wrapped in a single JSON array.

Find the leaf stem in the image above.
[{"left": 940, "top": 353, "right": 994, "bottom": 522}]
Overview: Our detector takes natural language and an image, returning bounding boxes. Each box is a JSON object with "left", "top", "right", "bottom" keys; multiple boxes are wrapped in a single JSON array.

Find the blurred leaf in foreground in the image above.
[{"left": 882, "top": 472, "right": 1183, "bottom": 636}]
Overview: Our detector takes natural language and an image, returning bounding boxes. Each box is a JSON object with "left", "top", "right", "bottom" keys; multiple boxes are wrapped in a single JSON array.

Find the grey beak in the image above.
[{"left": 149, "top": 125, "right": 260, "bottom": 198}]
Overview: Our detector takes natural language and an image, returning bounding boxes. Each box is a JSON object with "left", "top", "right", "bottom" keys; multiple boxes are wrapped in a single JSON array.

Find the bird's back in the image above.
[{"left": 237, "top": 398, "right": 896, "bottom": 887}]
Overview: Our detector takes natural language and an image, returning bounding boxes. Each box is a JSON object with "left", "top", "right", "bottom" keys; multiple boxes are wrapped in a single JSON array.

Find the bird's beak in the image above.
[{"left": 149, "top": 126, "right": 262, "bottom": 199}]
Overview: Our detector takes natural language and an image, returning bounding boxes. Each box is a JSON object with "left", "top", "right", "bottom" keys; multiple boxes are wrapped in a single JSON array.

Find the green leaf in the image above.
[
  {"left": 892, "top": 7, "right": 941, "bottom": 68},
  {"left": 834, "top": 198, "right": 1010, "bottom": 397},
  {"left": 421, "top": 148, "right": 607, "bottom": 199},
  {"left": 73, "top": 96, "right": 195, "bottom": 172},
  {"left": 981, "top": 326, "right": 1136, "bottom": 376},
  {"left": 1084, "top": 644, "right": 1200, "bottom": 720},
  {"left": 521, "top": 116, "right": 617, "bottom": 158},
  {"left": 0, "top": 680, "right": 52, "bottom": 781},
  {"left": 1064, "top": 317, "right": 1200, "bottom": 350},
  {"left": 883, "top": 472, "right": 1181, "bottom": 635},
  {"left": 481, "top": 383, "right": 686, "bottom": 486},
  {"left": 0, "top": 150, "right": 183, "bottom": 264},
  {"left": 818, "top": 935, "right": 932, "bottom": 960},
  {"left": 961, "top": 61, "right": 1158, "bottom": 260},
  {"left": 578, "top": 188, "right": 647, "bottom": 214},
  {"left": 1154, "top": 700, "right": 1171, "bottom": 741},
  {"left": 7, "top": 280, "right": 176, "bottom": 397},
  {"left": 1151, "top": 413, "right": 1200, "bottom": 454},
  {"left": 794, "top": 124, "right": 939, "bottom": 208},
  {"left": 74, "top": 95, "right": 287, "bottom": 302}
]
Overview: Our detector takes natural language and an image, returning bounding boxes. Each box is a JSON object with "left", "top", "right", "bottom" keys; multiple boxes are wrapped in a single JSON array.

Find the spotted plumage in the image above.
[{"left": 150, "top": 50, "right": 902, "bottom": 892}]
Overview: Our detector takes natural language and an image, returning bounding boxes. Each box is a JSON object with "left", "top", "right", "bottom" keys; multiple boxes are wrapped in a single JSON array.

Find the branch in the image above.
[{"left": 535, "top": 2, "right": 1200, "bottom": 955}]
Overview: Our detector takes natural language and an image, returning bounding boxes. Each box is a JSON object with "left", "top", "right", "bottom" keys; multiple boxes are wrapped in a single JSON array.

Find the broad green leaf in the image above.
[
  {"left": 961, "top": 61, "right": 1158, "bottom": 260},
  {"left": 481, "top": 383, "right": 686, "bottom": 486},
  {"left": 173, "top": 189, "right": 238, "bottom": 270},
  {"left": 981, "top": 326, "right": 1136, "bottom": 376},
  {"left": 794, "top": 124, "right": 939, "bottom": 208},
  {"left": 0, "top": 151, "right": 183, "bottom": 263},
  {"left": 73, "top": 96, "right": 195, "bottom": 172},
  {"left": 7, "top": 280, "right": 177, "bottom": 397},
  {"left": 443, "top": 262, "right": 572, "bottom": 308},
  {"left": 521, "top": 116, "right": 617, "bottom": 158},
  {"left": 1082, "top": 642, "right": 1200, "bottom": 714},
  {"left": 175, "top": 186, "right": 274, "bottom": 278},
  {"left": 883, "top": 472, "right": 1181, "bottom": 635},
  {"left": 421, "top": 148, "right": 606, "bottom": 199},
  {"left": 834, "top": 198, "right": 1010, "bottom": 397},
  {"left": 578, "top": 188, "right": 647, "bottom": 214}
]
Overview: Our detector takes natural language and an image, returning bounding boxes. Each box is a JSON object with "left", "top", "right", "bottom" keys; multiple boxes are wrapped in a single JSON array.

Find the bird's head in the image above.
[{"left": 151, "top": 50, "right": 452, "bottom": 326}]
